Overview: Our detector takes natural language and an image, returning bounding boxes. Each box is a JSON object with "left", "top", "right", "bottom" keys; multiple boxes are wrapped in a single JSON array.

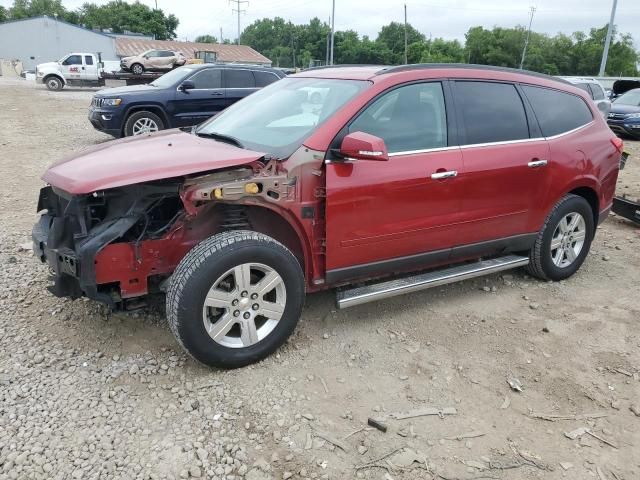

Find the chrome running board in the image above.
[{"left": 336, "top": 255, "right": 529, "bottom": 309}]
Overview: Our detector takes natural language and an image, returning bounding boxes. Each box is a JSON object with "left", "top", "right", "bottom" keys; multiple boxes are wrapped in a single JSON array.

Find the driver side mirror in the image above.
[
  {"left": 339, "top": 131, "right": 389, "bottom": 161},
  {"left": 179, "top": 80, "right": 195, "bottom": 92}
]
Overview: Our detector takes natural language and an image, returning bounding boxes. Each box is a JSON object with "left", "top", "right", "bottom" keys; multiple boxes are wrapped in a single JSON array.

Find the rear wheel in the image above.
[
  {"left": 527, "top": 194, "right": 594, "bottom": 281},
  {"left": 167, "top": 231, "right": 305, "bottom": 368},
  {"left": 45, "top": 76, "right": 63, "bottom": 91},
  {"left": 123, "top": 110, "right": 164, "bottom": 136},
  {"left": 130, "top": 63, "right": 144, "bottom": 75}
]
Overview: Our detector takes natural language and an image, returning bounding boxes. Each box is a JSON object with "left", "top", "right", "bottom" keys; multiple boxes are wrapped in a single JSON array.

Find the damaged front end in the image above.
[
  {"left": 33, "top": 182, "right": 191, "bottom": 308},
  {"left": 32, "top": 159, "right": 298, "bottom": 309}
]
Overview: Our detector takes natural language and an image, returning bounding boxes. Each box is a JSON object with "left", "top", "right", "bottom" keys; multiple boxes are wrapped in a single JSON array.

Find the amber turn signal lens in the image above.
[{"left": 213, "top": 188, "right": 223, "bottom": 199}]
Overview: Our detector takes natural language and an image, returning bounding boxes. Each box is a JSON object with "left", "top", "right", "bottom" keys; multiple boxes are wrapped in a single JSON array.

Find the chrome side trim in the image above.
[
  {"left": 388, "top": 146, "right": 459, "bottom": 157},
  {"left": 336, "top": 255, "right": 529, "bottom": 309},
  {"left": 544, "top": 121, "right": 594, "bottom": 140}
]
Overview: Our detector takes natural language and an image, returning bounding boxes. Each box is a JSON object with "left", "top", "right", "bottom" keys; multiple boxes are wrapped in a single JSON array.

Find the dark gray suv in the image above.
[{"left": 88, "top": 64, "right": 287, "bottom": 137}]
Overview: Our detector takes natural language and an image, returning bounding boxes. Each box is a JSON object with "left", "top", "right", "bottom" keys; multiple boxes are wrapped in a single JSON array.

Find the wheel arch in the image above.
[
  {"left": 43, "top": 73, "right": 65, "bottom": 86},
  {"left": 568, "top": 185, "right": 599, "bottom": 228},
  {"left": 123, "top": 104, "right": 170, "bottom": 134}
]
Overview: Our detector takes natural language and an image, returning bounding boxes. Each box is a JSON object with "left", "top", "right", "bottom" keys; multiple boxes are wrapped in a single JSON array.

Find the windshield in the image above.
[
  {"left": 614, "top": 89, "right": 640, "bottom": 106},
  {"left": 195, "top": 77, "right": 370, "bottom": 158},
  {"left": 150, "top": 66, "right": 196, "bottom": 88}
]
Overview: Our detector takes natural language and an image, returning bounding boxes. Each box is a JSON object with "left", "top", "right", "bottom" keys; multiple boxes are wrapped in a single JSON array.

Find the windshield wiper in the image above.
[{"left": 195, "top": 131, "right": 244, "bottom": 149}]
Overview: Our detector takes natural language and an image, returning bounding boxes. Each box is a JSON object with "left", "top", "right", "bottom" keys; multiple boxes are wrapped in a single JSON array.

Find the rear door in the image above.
[
  {"left": 170, "top": 68, "right": 226, "bottom": 127},
  {"left": 325, "top": 81, "right": 464, "bottom": 281},
  {"left": 452, "top": 80, "right": 551, "bottom": 248},
  {"left": 224, "top": 68, "right": 257, "bottom": 107},
  {"left": 81, "top": 54, "right": 98, "bottom": 81}
]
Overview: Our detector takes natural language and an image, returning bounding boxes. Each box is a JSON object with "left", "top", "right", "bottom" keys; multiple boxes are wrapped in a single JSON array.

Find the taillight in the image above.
[{"left": 611, "top": 137, "right": 624, "bottom": 153}]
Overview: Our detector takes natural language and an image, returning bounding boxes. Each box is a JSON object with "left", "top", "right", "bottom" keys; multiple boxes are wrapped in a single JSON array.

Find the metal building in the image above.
[
  {"left": 0, "top": 16, "right": 119, "bottom": 70},
  {"left": 0, "top": 15, "right": 272, "bottom": 71}
]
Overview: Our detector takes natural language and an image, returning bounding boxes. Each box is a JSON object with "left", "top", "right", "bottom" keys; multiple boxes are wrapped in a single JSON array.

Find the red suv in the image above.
[{"left": 33, "top": 64, "right": 623, "bottom": 368}]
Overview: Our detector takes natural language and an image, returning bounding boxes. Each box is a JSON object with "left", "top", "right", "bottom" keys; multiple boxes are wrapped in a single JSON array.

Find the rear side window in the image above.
[
  {"left": 455, "top": 81, "right": 529, "bottom": 145},
  {"left": 160, "top": 51, "right": 174, "bottom": 57},
  {"left": 589, "top": 83, "right": 605, "bottom": 100},
  {"left": 84, "top": 55, "right": 94, "bottom": 65},
  {"left": 224, "top": 69, "right": 255, "bottom": 88},
  {"left": 190, "top": 69, "right": 222, "bottom": 89},
  {"left": 253, "top": 71, "right": 279, "bottom": 87},
  {"left": 522, "top": 85, "right": 593, "bottom": 137}
]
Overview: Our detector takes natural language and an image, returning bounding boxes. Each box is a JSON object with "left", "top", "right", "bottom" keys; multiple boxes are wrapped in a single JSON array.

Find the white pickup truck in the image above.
[{"left": 35, "top": 52, "right": 159, "bottom": 91}]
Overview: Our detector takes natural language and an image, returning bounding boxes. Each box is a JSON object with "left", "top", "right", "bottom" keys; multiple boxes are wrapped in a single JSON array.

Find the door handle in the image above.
[
  {"left": 431, "top": 170, "right": 458, "bottom": 180},
  {"left": 528, "top": 159, "right": 548, "bottom": 168},
  {"left": 210, "top": 91, "right": 223, "bottom": 96}
]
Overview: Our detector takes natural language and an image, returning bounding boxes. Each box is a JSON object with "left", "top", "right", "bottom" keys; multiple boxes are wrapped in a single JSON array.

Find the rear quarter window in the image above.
[{"left": 522, "top": 85, "right": 593, "bottom": 137}]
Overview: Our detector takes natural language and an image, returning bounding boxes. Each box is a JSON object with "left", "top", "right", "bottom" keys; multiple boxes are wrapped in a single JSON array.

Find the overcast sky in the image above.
[{"left": 2, "top": 0, "right": 639, "bottom": 46}]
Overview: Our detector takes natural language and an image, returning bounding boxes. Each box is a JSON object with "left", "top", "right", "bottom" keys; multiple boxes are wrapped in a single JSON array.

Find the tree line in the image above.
[
  {"left": 1, "top": 2, "right": 638, "bottom": 76},
  {"left": 236, "top": 17, "right": 638, "bottom": 76},
  {"left": 1, "top": 0, "right": 178, "bottom": 40}
]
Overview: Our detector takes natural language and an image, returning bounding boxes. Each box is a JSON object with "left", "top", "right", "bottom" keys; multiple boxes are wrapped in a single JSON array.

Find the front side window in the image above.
[
  {"left": 348, "top": 82, "right": 448, "bottom": 153},
  {"left": 574, "top": 83, "right": 593, "bottom": 98},
  {"left": 196, "top": 77, "right": 369, "bottom": 158},
  {"left": 145, "top": 50, "right": 160, "bottom": 58},
  {"left": 455, "top": 81, "right": 529, "bottom": 145},
  {"left": 62, "top": 55, "right": 82, "bottom": 66},
  {"left": 523, "top": 85, "right": 593, "bottom": 137},
  {"left": 225, "top": 69, "right": 255, "bottom": 88},
  {"left": 189, "top": 68, "right": 222, "bottom": 89},
  {"left": 150, "top": 66, "right": 197, "bottom": 88}
]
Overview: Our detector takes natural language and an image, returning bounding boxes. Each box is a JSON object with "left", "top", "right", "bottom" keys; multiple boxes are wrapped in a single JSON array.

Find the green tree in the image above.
[
  {"left": 78, "top": 1, "right": 178, "bottom": 40},
  {"left": 376, "top": 21, "right": 425, "bottom": 63},
  {"left": 194, "top": 34, "right": 217, "bottom": 43},
  {"left": 0, "top": 6, "right": 7, "bottom": 22}
]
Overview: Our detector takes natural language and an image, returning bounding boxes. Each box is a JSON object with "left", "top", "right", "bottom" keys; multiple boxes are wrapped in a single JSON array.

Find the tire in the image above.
[
  {"left": 526, "top": 194, "right": 594, "bottom": 281},
  {"left": 45, "top": 76, "right": 63, "bottom": 91},
  {"left": 123, "top": 110, "right": 165, "bottom": 137},
  {"left": 131, "top": 63, "right": 144, "bottom": 75},
  {"left": 167, "top": 231, "right": 305, "bottom": 369}
]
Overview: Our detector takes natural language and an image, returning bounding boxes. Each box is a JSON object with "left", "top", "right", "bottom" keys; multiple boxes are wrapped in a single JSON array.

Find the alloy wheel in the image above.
[
  {"left": 132, "top": 117, "right": 159, "bottom": 135},
  {"left": 550, "top": 212, "right": 587, "bottom": 268},
  {"left": 202, "top": 263, "right": 286, "bottom": 348}
]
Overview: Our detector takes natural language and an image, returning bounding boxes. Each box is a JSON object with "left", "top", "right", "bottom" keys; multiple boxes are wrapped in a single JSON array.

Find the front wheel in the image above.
[
  {"left": 526, "top": 194, "right": 594, "bottom": 281},
  {"left": 45, "top": 76, "right": 63, "bottom": 91},
  {"left": 123, "top": 110, "right": 164, "bottom": 136},
  {"left": 167, "top": 231, "right": 305, "bottom": 368}
]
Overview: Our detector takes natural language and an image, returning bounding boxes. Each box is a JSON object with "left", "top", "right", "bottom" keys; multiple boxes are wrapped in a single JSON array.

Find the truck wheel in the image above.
[
  {"left": 167, "top": 231, "right": 305, "bottom": 369},
  {"left": 526, "top": 194, "right": 594, "bottom": 281},
  {"left": 45, "top": 76, "right": 63, "bottom": 91},
  {"left": 131, "top": 63, "right": 144, "bottom": 75},
  {"left": 124, "top": 111, "right": 164, "bottom": 136}
]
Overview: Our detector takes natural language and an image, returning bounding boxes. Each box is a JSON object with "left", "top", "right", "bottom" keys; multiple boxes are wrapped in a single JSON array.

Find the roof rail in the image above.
[
  {"left": 302, "top": 64, "right": 384, "bottom": 72},
  {"left": 376, "top": 63, "right": 571, "bottom": 85}
]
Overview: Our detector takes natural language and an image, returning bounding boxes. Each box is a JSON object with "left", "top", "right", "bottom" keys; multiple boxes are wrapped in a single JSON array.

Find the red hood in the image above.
[{"left": 43, "top": 130, "right": 266, "bottom": 194}]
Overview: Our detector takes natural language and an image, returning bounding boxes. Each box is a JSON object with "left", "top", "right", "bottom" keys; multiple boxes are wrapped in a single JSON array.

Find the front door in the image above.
[
  {"left": 169, "top": 68, "right": 226, "bottom": 128},
  {"left": 452, "top": 81, "right": 551, "bottom": 247},
  {"left": 325, "top": 81, "right": 464, "bottom": 283},
  {"left": 60, "top": 54, "right": 83, "bottom": 83}
]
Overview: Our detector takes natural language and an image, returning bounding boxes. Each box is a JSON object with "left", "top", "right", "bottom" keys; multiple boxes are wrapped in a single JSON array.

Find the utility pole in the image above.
[
  {"left": 329, "top": 0, "right": 335, "bottom": 65},
  {"left": 220, "top": 27, "right": 223, "bottom": 44},
  {"left": 599, "top": 0, "right": 618, "bottom": 76},
  {"left": 325, "top": 18, "right": 330, "bottom": 66},
  {"left": 230, "top": 0, "right": 248, "bottom": 45},
  {"left": 404, "top": 4, "right": 408, "bottom": 64},
  {"left": 519, "top": 6, "right": 536, "bottom": 70}
]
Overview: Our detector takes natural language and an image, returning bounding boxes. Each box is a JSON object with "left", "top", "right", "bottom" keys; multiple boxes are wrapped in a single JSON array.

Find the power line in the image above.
[
  {"left": 599, "top": 0, "right": 618, "bottom": 76},
  {"left": 230, "top": 0, "right": 248, "bottom": 45},
  {"left": 519, "top": 6, "right": 536, "bottom": 70}
]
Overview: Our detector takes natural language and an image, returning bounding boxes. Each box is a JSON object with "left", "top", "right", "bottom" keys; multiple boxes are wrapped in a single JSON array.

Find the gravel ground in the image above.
[{"left": 0, "top": 77, "right": 639, "bottom": 480}]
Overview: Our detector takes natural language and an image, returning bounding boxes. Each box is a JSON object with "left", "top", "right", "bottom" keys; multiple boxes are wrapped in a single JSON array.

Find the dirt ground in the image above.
[{"left": 0, "top": 77, "right": 639, "bottom": 480}]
